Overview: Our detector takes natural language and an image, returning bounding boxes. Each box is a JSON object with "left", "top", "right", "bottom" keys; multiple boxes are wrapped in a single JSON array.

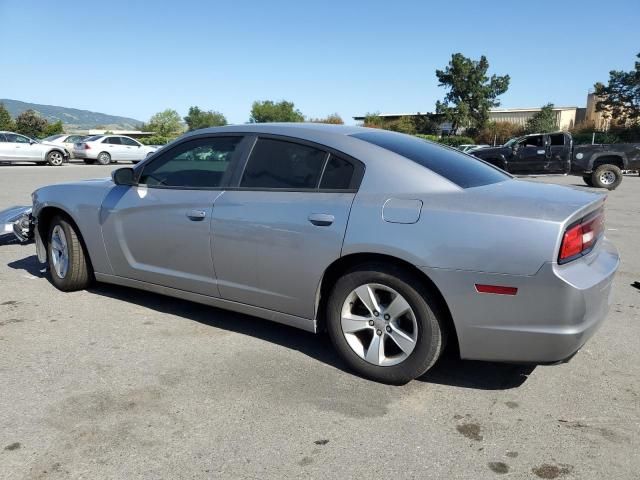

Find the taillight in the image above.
[
  {"left": 558, "top": 209, "right": 605, "bottom": 264},
  {"left": 84, "top": 143, "right": 91, "bottom": 150}
]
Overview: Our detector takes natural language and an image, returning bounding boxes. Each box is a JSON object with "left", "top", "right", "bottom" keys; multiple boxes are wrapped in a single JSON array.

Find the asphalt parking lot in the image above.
[{"left": 0, "top": 163, "right": 638, "bottom": 479}]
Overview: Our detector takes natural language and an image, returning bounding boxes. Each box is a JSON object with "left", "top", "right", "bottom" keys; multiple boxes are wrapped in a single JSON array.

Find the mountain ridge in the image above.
[{"left": 0, "top": 99, "right": 143, "bottom": 130}]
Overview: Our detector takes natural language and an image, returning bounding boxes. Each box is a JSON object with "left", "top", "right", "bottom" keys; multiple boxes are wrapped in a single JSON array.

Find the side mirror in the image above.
[{"left": 112, "top": 167, "right": 136, "bottom": 186}]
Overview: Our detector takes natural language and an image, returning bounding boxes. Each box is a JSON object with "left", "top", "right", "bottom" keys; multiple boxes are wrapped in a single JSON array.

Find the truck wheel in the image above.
[
  {"left": 326, "top": 262, "right": 446, "bottom": 384},
  {"left": 583, "top": 176, "right": 594, "bottom": 187},
  {"left": 96, "top": 152, "right": 111, "bottom": 165},
  {"left": 591, "top": 164, "right": 622, "bottom": 190},
  {"left": 46, "top": 150, "right": 64, "bottom": 166}
]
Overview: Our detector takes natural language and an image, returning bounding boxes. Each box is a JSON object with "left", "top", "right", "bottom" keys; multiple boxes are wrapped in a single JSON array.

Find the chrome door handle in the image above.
[
  {"left": 187, "top": 209, "right": 207, "bottom": 221},
  {"left": 308, "top": 213, "right": 334, "bottom": 226}
]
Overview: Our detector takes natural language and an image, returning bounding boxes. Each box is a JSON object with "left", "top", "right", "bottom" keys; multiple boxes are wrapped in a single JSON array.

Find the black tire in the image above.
[
  {"left": 47, "top": 215, "right": 92, "bottom": 291},
  {"left": 591, "top": 164, "right": 623, "bottom": 190},
  {"left": 96, "top": 152, "right": 111, "bottom": 165},
  {"left": 326, "top": 262, "right": 446, "bottom": 384},
  {"left": 583, "top": 175, "right": 594, "bottom": 187},
  {"left": 83, "top": 159, "right": 96, "bottom": 165},
  {"left": 46, "top": 150, "right": 65, "bottom": 166}
]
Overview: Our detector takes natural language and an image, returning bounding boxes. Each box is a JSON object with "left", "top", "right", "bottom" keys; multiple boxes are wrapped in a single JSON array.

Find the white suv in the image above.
[
  {"left": 74, "top": 135, "right": 157, "bottom": 165},
  {"left": 0, "top": 131, "right": 69, "bottom": 166}
]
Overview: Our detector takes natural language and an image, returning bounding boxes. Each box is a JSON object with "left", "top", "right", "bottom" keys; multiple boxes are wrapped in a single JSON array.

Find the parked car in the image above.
[
  {"left": 6, "top": 124, "right": 618, "bottom": 384},
  {"left": 73, "top": 135, "right": 157, "bottom": 165},
  {"left": 42, "top": 134, "right": 89, "bottom": 159},
  {"left": 471, "top": 131, "right": 640, "bottom": 189},
  {"left": 0, "top": 131, "right": 69, "bottom": 166}
]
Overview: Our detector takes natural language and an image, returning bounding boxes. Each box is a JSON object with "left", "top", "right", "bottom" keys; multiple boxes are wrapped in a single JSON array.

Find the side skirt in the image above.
[{"left": 94, "top": 273, "right": 317, "bottom": 333}]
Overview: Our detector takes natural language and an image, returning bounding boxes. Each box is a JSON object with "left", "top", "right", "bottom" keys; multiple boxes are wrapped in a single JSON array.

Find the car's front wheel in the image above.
[
  {"left": 96, "top": 152, "right": 111, "bottom": 165},
  {"left": 46, "top": 151, "right": 64, "bottom": 166},
  {"left": 47, "top": 215, "right": 92, "bottom": 291},
  {"left": 326, "top": 263, "right": 446, "bottom": 384},
  {"left": 591, "top": 164, "right": 622, "bottom": 190}
]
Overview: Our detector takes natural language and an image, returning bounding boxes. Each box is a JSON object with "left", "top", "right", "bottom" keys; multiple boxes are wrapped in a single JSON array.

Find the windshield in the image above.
[
  {"left": 42, "top": 135, "right": 64, "bottom": 142},
  {"left": 503, "top": 138, "right": 518, "bottom": 147},
  {"left": 352, "top": 131, "right": 510, "bottom": 189}
]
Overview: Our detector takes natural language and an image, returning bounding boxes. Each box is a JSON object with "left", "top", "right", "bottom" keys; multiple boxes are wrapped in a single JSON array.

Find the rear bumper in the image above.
[{"left": 422, "top": 238, "right": 619, "bottom": 363}]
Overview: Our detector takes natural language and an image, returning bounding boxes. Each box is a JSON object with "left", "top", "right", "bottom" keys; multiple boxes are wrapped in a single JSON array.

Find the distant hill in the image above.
[{"left": 0, "top": 99, "right": 142, "bottom": 130}]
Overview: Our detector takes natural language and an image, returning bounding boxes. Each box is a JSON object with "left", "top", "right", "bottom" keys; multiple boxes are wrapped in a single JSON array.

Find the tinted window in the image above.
[
  {"left": 550, "top": 134, "right": 565, "bottom": 146},
  {"left": 107, "top": 137, "right": 122, "bottom": 145},
  {"left": 241, "top": 138, "right": 327, "bottom": 189},
  {"left": 520, "top": 135, "right": 543, "bottom": 147},
  {"left": 352, "top": 131, "right": 508, "bottom": 189},
  {"left": 120, "top": 136, "right": 139, "bottom": 146},
  {"left": 320, "top": 154, "right": 355, "bottom": 189},
  {"left": 0, "top": 134, "right": 6, "bottom": 142},
  {"left": 139, "top": 136, "right": 242, "bottom": 188},
  {"left": 5, "top": 133, "right": 30, "bottom": 143}
]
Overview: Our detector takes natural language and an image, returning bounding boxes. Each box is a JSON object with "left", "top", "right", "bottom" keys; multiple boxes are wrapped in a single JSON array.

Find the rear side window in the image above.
[
  {"left": 241, "top": 138, "right": 327, "bottom": 189},
  {"left": 351, "top": 131, "right": 509, "bottom": 188},
  {"left": 103, "top": 137, "right": 121, "bottom": 145},
  {"left": 320, "top": 154, "right": 355, "bottom": 190}
]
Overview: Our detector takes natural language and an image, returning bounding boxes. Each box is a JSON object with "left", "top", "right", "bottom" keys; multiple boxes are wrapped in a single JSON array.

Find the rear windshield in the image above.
[
  {"left": 351, "top": 131, "right": 509, "bottom": 188},
  {"left": 83, "top": 135, "right": 104, "bottom": 142}
]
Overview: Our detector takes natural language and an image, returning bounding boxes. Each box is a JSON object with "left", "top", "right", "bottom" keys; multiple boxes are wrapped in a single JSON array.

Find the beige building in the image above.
[{"left": 488, "top": 106, "right": 578, "bottom": 131}]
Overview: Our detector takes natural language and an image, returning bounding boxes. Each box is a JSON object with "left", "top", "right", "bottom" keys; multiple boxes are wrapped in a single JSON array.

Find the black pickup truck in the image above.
[{"left": 471, "top": 132, "right": 640, "bottom": 189}]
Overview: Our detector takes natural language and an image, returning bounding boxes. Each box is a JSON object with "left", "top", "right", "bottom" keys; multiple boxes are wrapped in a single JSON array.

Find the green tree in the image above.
[
  {"left": 249, "top": 100, "right": 304, "bottom": 123},
  {"left": 524, "top": 103, "right": 557, "bottom": 133},
  {"left": 435, "top": 53, "right": 510, "bottom": 134},
  {"left": 309, "top": 113, "right": 344, "bottom": 124},
  {"left": 184, "top": 106, "right": 227, "bottom": 131},
  {"left": 43, "top": 120, "right": 64, "bottom": 137},
  {"left": 0, "top": 102, "right": 15, "bottom": 131},
  {"left": 14, "top": 109, "right": 48, "bottom": 138},
  {"left": 594, "top": 52, "right": 640, "bottom": 125},
  {"left": 146, "top": 109, "right": 183, "bottom": 138}
]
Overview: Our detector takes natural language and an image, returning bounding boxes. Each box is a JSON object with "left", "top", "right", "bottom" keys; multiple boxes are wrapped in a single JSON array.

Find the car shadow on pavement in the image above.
[{"left": 9, "top": 254, "right": 534, "bottom": 389}]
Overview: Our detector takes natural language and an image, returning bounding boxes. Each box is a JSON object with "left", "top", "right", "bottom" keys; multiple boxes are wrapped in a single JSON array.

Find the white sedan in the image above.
[
  {"left": 0, "top": 131, "right": 69, "bottom": 166},
  {"left": 74, "top": 135, "right": 157, "bottom": 165},
  {"left": 41, "top": 134, "right": 89, "bottom": 159}
]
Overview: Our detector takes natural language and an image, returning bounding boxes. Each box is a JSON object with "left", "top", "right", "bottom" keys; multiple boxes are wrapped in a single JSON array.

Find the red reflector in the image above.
[{"left": 475, "top": 284, "right": 518, "bottom": 295}]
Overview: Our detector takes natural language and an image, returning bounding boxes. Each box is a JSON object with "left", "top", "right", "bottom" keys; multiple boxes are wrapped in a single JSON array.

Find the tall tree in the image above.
[
  {"left": 146, "top": 109, "right": 183, "bottom": 137},
  {"left": 0, "top": 102, "right": 15, "bottom": 131},
  {"left": 435, "top": 53, "right": 510, "bottom": 134},
  {"left": 524, "top": 103, "right": 557, "bottom": 133},
  {"left": 594, "top": 52, "right": 640, "bottom": 125},
  {"left": 249, "top": 100, "right": 304, "bottom": 123},
  {"left": 184, "top": 106, "right": 227, "bottom": 131},
  {"left": 14, "top": 109, "right": 48, "bottom": 138}
]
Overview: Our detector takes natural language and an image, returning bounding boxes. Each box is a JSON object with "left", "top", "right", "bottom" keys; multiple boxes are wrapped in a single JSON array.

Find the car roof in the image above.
[{"left": 185, "top": 123, "right": 369, "bottom": 139}]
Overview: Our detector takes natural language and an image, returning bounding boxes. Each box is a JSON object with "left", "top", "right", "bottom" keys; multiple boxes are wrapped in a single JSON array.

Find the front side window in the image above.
[
  {"left": 352, "top": 131, "right": 509, "bottom": 189},
  {"left": 120, "top": 137, "right": 139, "bottom": 146},
  {"left": 5, "top": 133, "right": 30, "bottom": 143},
  {"left": 549, "top": 134, "right": 565, "bottom": 146},
  {"left": 240, "top": 138, "right": 327, "bottom": 189},
  {"left": 139, "top": 136, "right": 242, "bottom": 188},
  {"left": 520, "top": 135, "right": 543, "bottom": 148}
]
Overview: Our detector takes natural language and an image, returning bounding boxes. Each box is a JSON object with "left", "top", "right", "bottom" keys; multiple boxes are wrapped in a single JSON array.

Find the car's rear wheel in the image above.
[
  {"left": 47, "top": 215, "right": 92, "bottom": 291},
  {"left": 83, "top": 159, "right": 96, "bottom": 165},
  {"left": 326, "top": 263, "right": 446, "bottom": 384},
  {"left": 591, "top": 164, "right": 622, "bottom": 190},
  {"left": 583, "top": 175, "right": 594, "bottom": 187},
  {"left": 96, "top": 152, "right": 111, "bottom": 165},
  {"left": 46, "top": 150, "right": 65, "bottom": 166}
]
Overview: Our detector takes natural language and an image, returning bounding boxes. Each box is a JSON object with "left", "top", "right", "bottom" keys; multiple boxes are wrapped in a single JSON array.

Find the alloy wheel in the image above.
[
  {"left": 48, "top": 151, "right": 63, "bottom": 166},
  {"left": 50, "top": 225, "right": 69, "bottom": 279},
  {"left": 340, "top": 283, "right": 418, "bottom": 366}
]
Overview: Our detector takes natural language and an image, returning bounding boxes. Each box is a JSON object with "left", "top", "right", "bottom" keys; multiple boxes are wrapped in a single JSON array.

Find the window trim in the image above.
[
  {"left": 134, "top": 133, "right": 250, "bottom": 191},
  {"left": 231, "top": 134, "right": 365, "bottom": 193}
]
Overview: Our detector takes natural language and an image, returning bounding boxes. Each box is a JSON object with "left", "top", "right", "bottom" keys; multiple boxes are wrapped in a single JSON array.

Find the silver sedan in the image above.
[{"left": 12, "top": 124, "right": 619, "bottom": 383}]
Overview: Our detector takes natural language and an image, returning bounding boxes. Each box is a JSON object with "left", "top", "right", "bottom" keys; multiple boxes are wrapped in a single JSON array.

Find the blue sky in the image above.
[{"left": 0, "top": 0, "right": 638, "bottom": 125}]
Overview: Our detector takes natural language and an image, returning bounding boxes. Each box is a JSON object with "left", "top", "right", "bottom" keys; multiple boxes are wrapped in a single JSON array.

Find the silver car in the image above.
[
  {"left": 0, "top": 131, "right": 69, "bottom": 166},
  {"left": 14, "top": 124, "right": 619, "bottom": 383}
]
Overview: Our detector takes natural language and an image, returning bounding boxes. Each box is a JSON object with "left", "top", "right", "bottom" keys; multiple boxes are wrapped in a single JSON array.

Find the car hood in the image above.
[{"left": 425, "top": 179, "right": 604, "bottom": 224}]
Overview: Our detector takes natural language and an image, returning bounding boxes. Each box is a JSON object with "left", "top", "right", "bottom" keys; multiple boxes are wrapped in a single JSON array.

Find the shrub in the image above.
[{"left": 437, "top": 136, "right": 475, "bottom": 148}]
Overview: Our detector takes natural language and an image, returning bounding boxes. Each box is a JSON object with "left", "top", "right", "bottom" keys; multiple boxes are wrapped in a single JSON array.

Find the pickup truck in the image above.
[{"left": 471, "top": 131, "right": 640, "bottom": 189}]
